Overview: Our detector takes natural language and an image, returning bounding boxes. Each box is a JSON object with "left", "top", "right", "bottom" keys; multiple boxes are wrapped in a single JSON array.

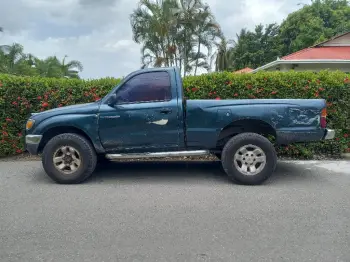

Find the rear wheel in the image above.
[
  {"left": 221, "top": 133, "right": 277, "bottom": 185},
  {"left": 42, "top": 133, "right": 97, "bottom": 184}
]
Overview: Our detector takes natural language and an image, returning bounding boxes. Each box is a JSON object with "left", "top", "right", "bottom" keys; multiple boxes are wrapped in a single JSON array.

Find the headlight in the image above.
[{"left": 26, "top": 119, "right": 35, "bottom": 130}]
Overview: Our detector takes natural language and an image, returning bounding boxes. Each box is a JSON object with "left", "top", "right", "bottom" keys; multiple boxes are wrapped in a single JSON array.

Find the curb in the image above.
[{"left": 341, "top": 153, "right": 350, "bottom": 160}]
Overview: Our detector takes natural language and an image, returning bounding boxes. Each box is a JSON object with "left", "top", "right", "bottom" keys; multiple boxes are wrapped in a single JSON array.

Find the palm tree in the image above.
[
  {"left": 32, "top": 56, "right": 62, "bottom": 78},
  {"left": 191, "top": 5, "right": 222, "bottom": 75},
  {"left": 0, "top": 43, "right": 38, "bottom": 76},
  {"left": 0, "top": 43, "right": 31, "bottom": 75},
  {"left": 214, "top": 37, "right": 235, "bottom": 72},
  {"left": 0, "top": 42, "right": 83, "bottom": 78},
  {"left": 60, "top": 55, "right": 83, "bottom": 78},
  {"left": 131, "top": 0, "right": 177, "bottom": 68},
  {"left": 130, "top": 0, "right": 221, "bottom": 76},
  {"left": 31, "top": 55, "right": 83, "bottom": 78},
  {"left": 172, "top": 0, "right": 206, "bottom": 76}
]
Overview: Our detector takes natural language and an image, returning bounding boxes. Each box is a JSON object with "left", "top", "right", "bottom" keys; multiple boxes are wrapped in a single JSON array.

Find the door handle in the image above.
[
  {"left": 160, "top": 108, "right": 172, "bottom": 114},
  {"left": 100, "top": 115, "right": 121, "bottom": 119}
]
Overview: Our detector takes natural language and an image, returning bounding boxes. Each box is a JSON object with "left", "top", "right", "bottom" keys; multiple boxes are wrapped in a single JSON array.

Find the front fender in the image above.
[{"left": 31, "top": 114, "right": 105, "bottom": 153}]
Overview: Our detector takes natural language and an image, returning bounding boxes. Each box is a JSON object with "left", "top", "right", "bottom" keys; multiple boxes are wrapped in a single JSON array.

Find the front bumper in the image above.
[
  {"left": 324, "top": 129, "right": 335, "bottom": 140},
  {"left": 25, "top": 135, "right": 43, "bottom": 155}
]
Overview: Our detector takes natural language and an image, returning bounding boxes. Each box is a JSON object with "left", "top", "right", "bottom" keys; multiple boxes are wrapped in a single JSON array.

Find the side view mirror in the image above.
[{"left": 107, "top": 93, "right": 117, "bottom": 107}]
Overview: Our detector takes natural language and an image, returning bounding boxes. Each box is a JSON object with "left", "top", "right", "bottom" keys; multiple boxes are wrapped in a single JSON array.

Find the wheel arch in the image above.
[
  {"left": 216, "top": 119, "right": 277, "bottom": 149},
  {"left": 38, "top": 126, "right": 104, "bottom": 154}
]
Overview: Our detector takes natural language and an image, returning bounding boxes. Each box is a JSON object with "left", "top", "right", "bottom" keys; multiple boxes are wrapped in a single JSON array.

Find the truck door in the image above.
[{"left": 98, "top": 71, "right": 181, "bottom": 152}]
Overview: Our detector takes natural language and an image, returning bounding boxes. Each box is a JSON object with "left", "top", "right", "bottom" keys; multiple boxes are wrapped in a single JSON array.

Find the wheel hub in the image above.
[
  {"left": 53, "top": 146, "right": 82, "bottom": 175},
  {"left": 234, "top": 144, "right": 266, "bottom": 176},
  {"left": 63, "top": 155, "right": 73, "bottom": 164}
]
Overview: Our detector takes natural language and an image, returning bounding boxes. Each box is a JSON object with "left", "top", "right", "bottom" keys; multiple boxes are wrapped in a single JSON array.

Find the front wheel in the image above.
[
  {"left": 42, "top": 133, "right": 97, "bottom": 184},
  {"left": 221, "top": 133, "right": 277, "bottom": 185}
]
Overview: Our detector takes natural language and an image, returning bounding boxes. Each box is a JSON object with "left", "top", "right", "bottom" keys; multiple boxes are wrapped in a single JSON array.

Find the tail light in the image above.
[{"left": 320, "top": 108, "right": 327, "bottom": 128}]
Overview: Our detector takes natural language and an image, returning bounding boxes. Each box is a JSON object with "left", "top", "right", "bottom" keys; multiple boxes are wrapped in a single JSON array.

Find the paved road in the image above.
[{"left": 0, "top": 160, "right": 349, "bottom": 262}]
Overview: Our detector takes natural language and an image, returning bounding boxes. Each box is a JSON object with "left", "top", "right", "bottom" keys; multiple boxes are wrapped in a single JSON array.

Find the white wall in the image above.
[{"left": 265, "top": 63, "right": 350, "bottom": 73}]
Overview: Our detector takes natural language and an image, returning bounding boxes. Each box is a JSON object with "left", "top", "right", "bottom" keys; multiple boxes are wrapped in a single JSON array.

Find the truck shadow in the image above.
[
  {"left": 86, "top": 160, "right": 320, "bottom": 185},
  {"left": 89, "top": 160, "right": 230, "bottom": 184}
]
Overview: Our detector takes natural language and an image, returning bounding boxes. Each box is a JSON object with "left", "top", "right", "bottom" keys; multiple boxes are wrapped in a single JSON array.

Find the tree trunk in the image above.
[
  {"left": 183, "top": 45, "right": 187, "bottom": 77},
  {"left": 174, "top": 52, "right": 178, "bottom": 68},
  {"left": 194, "top": 39, "right": 201, "bottom": 76}
]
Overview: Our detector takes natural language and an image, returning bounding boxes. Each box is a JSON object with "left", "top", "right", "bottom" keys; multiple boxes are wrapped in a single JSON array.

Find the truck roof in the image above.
[{"left": 133, "top": 66, "right": 179, "bottom": 74}]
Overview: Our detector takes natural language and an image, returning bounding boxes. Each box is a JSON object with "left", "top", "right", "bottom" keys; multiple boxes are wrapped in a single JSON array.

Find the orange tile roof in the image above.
[
  {"left": 282, "top": 46, "right": 350, "bottom": 60},
  {"left": 234, "top": 67, "right": 253, "bottom": 73}
]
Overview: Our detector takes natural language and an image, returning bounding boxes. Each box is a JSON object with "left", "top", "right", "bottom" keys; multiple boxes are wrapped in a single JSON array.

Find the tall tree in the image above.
[
  {"left": 214, "top": 37, "right": 235, "bottom": 72},
  {"left": 191, "top": 5, "right": 221, "bottom": 75},
  {"left": 0, "top": 43, "right": 84, "bottom": 78},
  {"left": 33, "top": 56, "right": 64, "bottom": 78},
  {"left": 231, "top": 23, "right": 281, "bottom": 70},
  {"left": 32, "top": 55, "right": 83, "bottom": 78},
  {"left": 214, "top": 23, "right": 281, "bottom": 72},
  {"left": 279, "top": 0, "right": 350, "bottom": 55},
  {"left": 130, "top": 0, "right": 222, "bottom": 76},
  {"left": 0, "top": 43, "right": 36, "bottom": 76},
  {"left": 131, "top": 0, "right": 177, "bottom": 68},
  {"left": 60, "top": 55, "right": 83, "bottom": 79}
]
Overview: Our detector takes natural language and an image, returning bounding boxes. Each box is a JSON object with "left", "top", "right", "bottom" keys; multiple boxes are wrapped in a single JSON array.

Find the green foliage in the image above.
[
  {"left": 0, "top": 74, "right": 120, "bottom": 156},
  {"left": 130, "top": 0, "right": 222, "bottom": 76},
  {"left": 214, "top": 37, "right": 235, "bottom": 72},
  {"left": 0, "top": 44, "right": 84, "bottom": 78},
  {"left": 220, "top": 0, "right": 350, "bottom": 72},
  {"left": 279, "top": 0, "right": 350, "bottom": 55},
  {"left": 229, "top": 24, "right": 282, "bottom": 71},
  {"left": 0, "top": 71, "right": 349, "bottom": 158}
]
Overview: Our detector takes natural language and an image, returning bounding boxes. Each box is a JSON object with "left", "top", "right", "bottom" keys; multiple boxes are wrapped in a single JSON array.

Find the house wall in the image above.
[
  {"left": 265, "top": 63, "right": 350, "bottom": 73},
  {"left": 320, "top": 33, "right": 350, "bottom": 46}
]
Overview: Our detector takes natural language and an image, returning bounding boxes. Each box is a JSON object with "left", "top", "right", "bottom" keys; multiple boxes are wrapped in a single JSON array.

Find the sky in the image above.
[{"left": 0, "top": 0, "right": 310, "bottom": 79}]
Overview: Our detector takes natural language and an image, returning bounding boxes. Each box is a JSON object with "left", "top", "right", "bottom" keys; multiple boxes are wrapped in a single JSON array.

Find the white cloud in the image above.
[{"left": 0, "top": 0, "right": 311, "bottom": 79}]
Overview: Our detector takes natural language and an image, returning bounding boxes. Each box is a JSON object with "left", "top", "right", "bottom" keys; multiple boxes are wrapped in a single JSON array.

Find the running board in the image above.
[{"left": 105, "top": 150, "right": 210, "bottom": 160}]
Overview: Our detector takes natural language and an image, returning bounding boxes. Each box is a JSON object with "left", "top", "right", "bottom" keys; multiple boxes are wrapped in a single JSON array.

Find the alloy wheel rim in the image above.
[
  {"left": 53, "top": 146, "right": 81, "bottom": 174},
  {"left": 233, "top": 144, "right": 266, "bottom": 176}
]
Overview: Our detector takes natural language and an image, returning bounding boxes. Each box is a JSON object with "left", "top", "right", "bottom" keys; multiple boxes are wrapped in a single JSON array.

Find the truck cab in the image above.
[{"left": 25, "top": 67, "right": 335, "bottom": 185}]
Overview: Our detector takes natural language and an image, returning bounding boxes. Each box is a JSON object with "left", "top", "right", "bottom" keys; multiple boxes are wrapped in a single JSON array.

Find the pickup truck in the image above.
[{"left": 25, "top": 67, "right": 335, "bottom": 185}]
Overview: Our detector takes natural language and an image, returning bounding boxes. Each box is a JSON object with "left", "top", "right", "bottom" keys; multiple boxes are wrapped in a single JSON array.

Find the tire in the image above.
[
  {"left": 42, "top": 133, "right": 97, "bottom": 184},
  {"left": 221, "top": 133, "right": 277, "bottom": 185}
]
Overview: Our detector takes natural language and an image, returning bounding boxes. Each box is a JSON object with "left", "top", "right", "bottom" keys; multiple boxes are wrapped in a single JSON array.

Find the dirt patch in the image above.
[{"left": 0, "top": 153, "right": 41, "bottom": 162}]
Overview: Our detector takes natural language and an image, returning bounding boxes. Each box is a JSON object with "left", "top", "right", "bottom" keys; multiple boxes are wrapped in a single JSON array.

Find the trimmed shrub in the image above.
[
  {"left": 0, "top": 75, "right": 120, "bottom": 156},
  {"left": 0, "top": 70, "right": 349, "bottom": 158}
]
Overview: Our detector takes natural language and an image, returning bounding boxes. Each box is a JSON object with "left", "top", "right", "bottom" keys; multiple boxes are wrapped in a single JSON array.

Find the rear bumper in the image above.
[
  {"left": 324, "top": 129, "right": 335, "bottom": 140},
  {"left": 25, "top": 135, "right": 42, "bottom": 155},
  {"left": 276, "top": 128, "right": 335, "bottom": 145}
]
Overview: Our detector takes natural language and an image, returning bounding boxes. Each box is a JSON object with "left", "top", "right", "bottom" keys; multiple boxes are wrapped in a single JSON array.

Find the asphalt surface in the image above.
[{"left": 0, "top": 160, "right": 350, "bottom": 262}]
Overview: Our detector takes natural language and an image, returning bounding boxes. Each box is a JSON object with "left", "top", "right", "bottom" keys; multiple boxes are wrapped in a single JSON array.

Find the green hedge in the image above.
[{"left": 0, "top": 70, "right": 349, "bottom": 158}]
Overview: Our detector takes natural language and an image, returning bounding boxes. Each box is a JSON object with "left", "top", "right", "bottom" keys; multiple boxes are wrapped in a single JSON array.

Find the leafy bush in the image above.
[
  {"left": 0, "top": 70, "right": 349, "bottom": 158},
  {"left": 0, "top": 75, "right": 120, "bottom": 156}
]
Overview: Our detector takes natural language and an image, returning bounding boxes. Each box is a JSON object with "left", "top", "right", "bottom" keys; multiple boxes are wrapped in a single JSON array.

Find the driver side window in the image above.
[{"left": 115, "top": 71, "right": 172, "bottom": 104}]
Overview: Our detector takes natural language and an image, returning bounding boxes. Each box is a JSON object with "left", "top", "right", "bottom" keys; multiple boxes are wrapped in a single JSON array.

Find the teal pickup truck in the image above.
[{"left": 25, "top": 67, "right": 335, "bottom": 185}]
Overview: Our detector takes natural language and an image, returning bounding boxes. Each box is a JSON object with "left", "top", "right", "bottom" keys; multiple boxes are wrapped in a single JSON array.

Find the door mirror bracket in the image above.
[{"left": 107, "top": 93, "right": 117, "bottom": 107}]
